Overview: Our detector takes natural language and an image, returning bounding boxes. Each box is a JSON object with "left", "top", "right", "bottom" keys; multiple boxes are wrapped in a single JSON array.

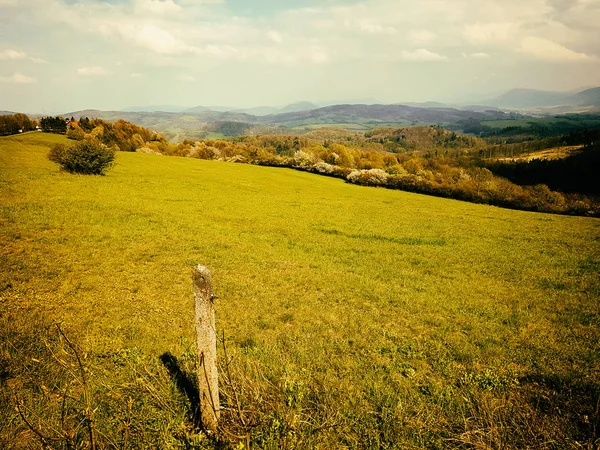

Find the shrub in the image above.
[
  {"left": 66, "top": 126, "right": 85, "bottom": 141},
  {"left": 48, "top": 139, "right": 115, "bottom": 175}
]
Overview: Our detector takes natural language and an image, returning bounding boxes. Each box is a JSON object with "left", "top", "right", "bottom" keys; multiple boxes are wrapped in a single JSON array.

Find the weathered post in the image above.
[{"left": 193, "top": 265, "right": 220, "bottom": 433}]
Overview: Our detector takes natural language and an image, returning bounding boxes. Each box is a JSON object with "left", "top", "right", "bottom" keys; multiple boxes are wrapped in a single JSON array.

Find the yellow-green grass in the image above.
[{"left": 1, "top": 133, "right": 599, "bottom": 448}]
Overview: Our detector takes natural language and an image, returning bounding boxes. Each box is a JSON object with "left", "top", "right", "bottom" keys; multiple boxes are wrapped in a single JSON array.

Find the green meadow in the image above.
[{"left": 1, "top": 133, "right": 599, "bottom": 449}]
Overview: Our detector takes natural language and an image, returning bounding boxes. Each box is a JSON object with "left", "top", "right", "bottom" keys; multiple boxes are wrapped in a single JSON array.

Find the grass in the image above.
[{"left": 1, "top": 132, "right": 600, "bottom": 448}]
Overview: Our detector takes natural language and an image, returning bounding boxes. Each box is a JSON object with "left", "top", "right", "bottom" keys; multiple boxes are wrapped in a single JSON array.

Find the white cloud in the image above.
[
  {"left": 77, "top": 66, "right": 108, "bottom": 76},
  {"left": 178, "top": 74, "right": 196, "bottom": 82},
  {"left": 400, "top": 48, "right": 448, "bottom": 62},
  {"left": 408, "top": 30, "right": 436, "bottom": 44},
  {"left": 204, "top": 44, "right": 239, "bottom": 59},
  {"left": 104, "top": 23, "right": 201, "bottom": 55},
  {"left": 266, "top": 30, "right": 283, "bottom": 44},
  {"left": 464, "top": 22, "right": 514, "bottom": 44},
  {"left": 311, "top": 50, "right": 329, "bottom": 63},
  {"left": 463, "top": 52, "right": 490, "bottom": 58},
  {"left": 0, "top": 49, "right": 45, "bottom": 63},
  {"left": 0, "top": 49, "right": 26, "bottom": 60},
  {"left": 355, "top": 21, "right": 397, "bottom": 35},
  {"left": 518, "top": 37, "right": 596, "bottom": 62},
  {"left": 133, "top": 0, "right": 182, "bottom": 15},
  {"left": 0, "top": 72, "right": 36, "bottom": 84},
  {"left": 129, "top": 72, "right": 144, "bottom": 78}
]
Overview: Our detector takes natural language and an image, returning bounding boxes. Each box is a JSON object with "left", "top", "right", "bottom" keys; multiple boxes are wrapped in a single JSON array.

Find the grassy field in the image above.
[{"left": 1, "top": 133, "right": 599, "bottom": 449}]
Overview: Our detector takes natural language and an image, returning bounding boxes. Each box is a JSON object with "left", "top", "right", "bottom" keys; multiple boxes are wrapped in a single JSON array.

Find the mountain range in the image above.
[
  {"left": 63, "top": 104, "right": 515, "bottom": 142},
  {"left": 3, "top": 87, "right": 598, "bottom": 142},
  {"left": 122, "top": 101, "right": 320, "bottom": 116},
  {"left": 118, "top": 87, "right": 600, "bottom": 118},
  {"left": 482, "top": 87, "right": 600, "bottom": 111}
]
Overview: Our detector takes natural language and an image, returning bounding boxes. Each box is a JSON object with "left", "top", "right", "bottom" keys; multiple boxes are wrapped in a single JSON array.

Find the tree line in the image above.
[
  {"left": 0, "top": 113, "right": 37, "bottom": 135},
  {"left": 147, "top": 126, "right": 599, "bottom": 217}
]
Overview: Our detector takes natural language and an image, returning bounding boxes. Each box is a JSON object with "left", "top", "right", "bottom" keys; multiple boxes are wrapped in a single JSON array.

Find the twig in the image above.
[
  {"left": 15, "top": 399, "right": 62, "bottom": 448},
  {"left": 221, "top": 331, "right": 247, "bottom": 427},
  {"left": 56, "top": 324, "right": 97, "bottom": 450}
]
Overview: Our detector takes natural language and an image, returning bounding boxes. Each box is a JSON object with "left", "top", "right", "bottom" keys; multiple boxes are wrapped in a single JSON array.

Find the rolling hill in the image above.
[
  {"left": 1, "top": 132, "right": 598, "bottom": 448},
  {"left": 64, "top": 104, "right": 513, "bottom": 141}
]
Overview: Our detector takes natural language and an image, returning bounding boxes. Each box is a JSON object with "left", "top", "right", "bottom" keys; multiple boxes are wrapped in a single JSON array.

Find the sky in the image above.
[{"left": 1, "top": 0, "right": 599, "bottom": 113}]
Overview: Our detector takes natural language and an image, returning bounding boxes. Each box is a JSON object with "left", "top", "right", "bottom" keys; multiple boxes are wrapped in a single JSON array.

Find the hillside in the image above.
[
  {"left": 1, "top": 132, "right": 599, "bottom": 448},
  {"left": 255, "top": 104, "right": 509, "bottom": 126},
  {"left": 65, "top": 104, "right": 513, "bottom": 141},
  {"left": 570, "top": 87, "right": 600, "bottom": 108}
]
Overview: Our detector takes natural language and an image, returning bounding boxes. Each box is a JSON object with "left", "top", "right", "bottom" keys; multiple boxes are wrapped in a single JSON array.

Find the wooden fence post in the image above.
[{"left": 193, "top": 265, "right": 220, "bottom": 434}]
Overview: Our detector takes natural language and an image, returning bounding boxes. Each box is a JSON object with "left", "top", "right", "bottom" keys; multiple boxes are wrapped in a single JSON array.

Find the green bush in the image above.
[
  {"left": 66, "top": 126, "right": 85, "bottom": 141},
  {"left": 48, "top": 139, "right": 115, "bottom": 175}
]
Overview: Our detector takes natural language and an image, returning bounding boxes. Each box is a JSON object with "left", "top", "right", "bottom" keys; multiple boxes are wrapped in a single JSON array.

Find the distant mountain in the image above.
[
  {"left": 230, "top": 106, "right": 279, "bottom": 116},
  {"left": 254, "top": 104, "right": 510, "bottom": 127},
  {"left": 122, "top": 105, "right": 189, "bottom": 113},
  {"left": 204, "top": 106, "right": 237, "bottom": 112},
  {"left": 484, "top": 87, "right": 600, "bottom": 111},
  {"left": 394, "top": 101, "right": 447, "bottom": 108},
  {"left": 222, "top": 102, "right": 319, "bottom": 116},
  {"left": 485, "top": 89, "right": 573, "bottom": 109},
  {"left": 0, "top": 110, "right": 16, "bottom": 116},
  {"left": 320, "top": 98, "right": 383, "bottom": 106},
  {"left": 278, "top": 101, "right": 319, "bottom": 114},
  {"left": 184, "top": 105, "right": 214, "bottom": 113},
  {"left": 569, "top": 87, "right": 600, "bottom": 107}
]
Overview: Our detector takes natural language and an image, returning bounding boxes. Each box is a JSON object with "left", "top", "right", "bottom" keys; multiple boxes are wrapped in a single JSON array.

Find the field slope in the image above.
[{"left": 1, "top": 133, "right": 599, "bottom": 448}]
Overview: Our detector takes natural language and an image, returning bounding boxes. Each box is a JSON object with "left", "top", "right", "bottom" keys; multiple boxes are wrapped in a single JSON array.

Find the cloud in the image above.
[
  {"left": 129, "top": 72, "right": 144, "bottom": 78},
  {"left": 408, "top": 30, "right": 436, "bottom": 44},
  {"left": 0, "top": 72, "right": 36, "bottom": 84},
  {"left": 354, "top": 21, "right": 397, "bottom": 35},
  {"left": 518, "top": 36, "right": 596, "bottom": 62},
  {"left": 0, "top": 49, "right": 26, "bottom": 60},
  {"left": 77, "top": 66, "right": 108, "bottom": 76},
  {"left": 177, "top": 74, "right": 196, "bottom": 82},
  {"left": 266, "top": 30, "right": 283, "bottom": 44},
  {"left": 0, "top": 49, "right": 45, "bottom": 63},
  {"left": 100, "top": 23, "right": 201, "bottom": 55},
  {"left": 464, "top": 22, "right": 514, "bottom": 44},
  {"left": 204, "top": 44, "right": 239, "bottom": 59},
  {"left": 462, "top": 52, "right": 490, "bottom": 58},
  {"left": 400, "top": 49, "right": 448, "bottom": 62},
  {"left": 311, "top": 50, "right": 328, "bottom": 63},
  {"left": 133, "top": 0, "right": 181, "bottom": 15}
]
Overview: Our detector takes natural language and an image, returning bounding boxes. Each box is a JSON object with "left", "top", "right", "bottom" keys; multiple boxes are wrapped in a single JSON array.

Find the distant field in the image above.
[
  {"left": 497, "top": 145, "right": 584, "bottom": 162},
  {"left": 292, "top": 122, "right": 415, "bottom": 132},
  {"left": 293, "top": 123, "right": 373, "bottom": 131},
  {"left": 1, "top": 133, "right": 599, "bottom": 448},
  {"left": 482, "top": 116, "right": 600, "bottom": 129}
]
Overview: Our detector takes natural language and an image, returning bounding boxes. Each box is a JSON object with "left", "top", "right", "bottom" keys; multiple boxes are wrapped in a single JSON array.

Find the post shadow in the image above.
[{"left": 159, "top": 352, "right": 200, "bottom": 426}]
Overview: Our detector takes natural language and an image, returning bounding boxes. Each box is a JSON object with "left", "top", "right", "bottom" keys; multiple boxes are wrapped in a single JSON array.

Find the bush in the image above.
[
  {"left": 48, "top": 139, "right": 115, "bottom": 175},
  {"left": 66, "top": 126, "right": 85, "bottom": 141}
]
